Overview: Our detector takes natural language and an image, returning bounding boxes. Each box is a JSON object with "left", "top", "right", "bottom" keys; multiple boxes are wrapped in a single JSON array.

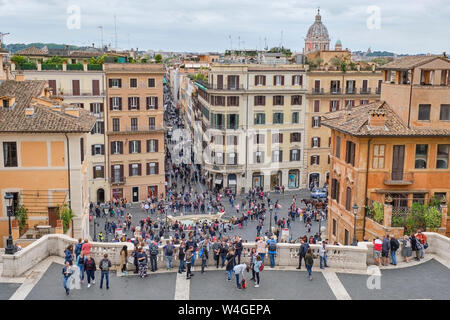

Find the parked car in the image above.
[{"left": 311, "top": 188, "right": 328, "bottom": 199}]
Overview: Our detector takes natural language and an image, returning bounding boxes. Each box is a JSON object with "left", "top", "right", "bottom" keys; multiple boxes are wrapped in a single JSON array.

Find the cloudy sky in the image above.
[{"left": 1, "top": 0, "right": 449, "bottom": 54}]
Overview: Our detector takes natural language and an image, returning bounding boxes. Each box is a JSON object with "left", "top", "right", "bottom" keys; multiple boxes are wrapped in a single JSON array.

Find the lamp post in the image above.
[
  {"left": 4, "top": 193, "right": 16, "bottom": 254},
  {"left": 352, "top": 204, "right": 358, "bottom": 246}
]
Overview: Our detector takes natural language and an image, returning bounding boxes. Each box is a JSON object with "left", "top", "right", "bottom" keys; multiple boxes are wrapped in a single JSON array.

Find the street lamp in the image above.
[
  {"left": 352, "top": 204, "right": 358, "bottom": 246},
  {"left": 4, "top": 193, "right": 16, "bottom": 254}
]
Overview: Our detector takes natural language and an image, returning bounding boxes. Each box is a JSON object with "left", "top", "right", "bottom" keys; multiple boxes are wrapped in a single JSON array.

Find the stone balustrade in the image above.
[{"left": 1, "top": 232, "right": 449, "bottom": 277}]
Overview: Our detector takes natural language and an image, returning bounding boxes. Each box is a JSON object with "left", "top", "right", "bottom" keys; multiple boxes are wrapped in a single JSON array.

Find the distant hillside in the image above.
[{"left": 4, "top": 43, "right": 81, "bottom": 53}]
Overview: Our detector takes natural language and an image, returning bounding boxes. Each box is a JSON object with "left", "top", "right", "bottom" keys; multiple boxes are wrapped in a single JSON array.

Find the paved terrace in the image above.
[{"left": 1, "top": 233, "right": 449, "bottom": 300}]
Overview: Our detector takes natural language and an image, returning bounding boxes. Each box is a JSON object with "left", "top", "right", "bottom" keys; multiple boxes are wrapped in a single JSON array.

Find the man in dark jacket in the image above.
[
  {"left": 390, "top": 236, "right": 400, "bottom": 266},
  {"left": 149, "top": 240, "right": 159, "bottom": 272},
  {"left": 382, "top": 235, "right": 391, "bottom": 266},
  {"left": 296, "top": 239, "right": 309, "bottom": 269},
  {"left": 99, "top": 253, "right": 112, "bottom": 289}
]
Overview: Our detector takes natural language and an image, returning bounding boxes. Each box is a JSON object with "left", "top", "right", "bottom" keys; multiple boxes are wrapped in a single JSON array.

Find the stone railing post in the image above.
[
  {"left": 83, "top": 60, "right": 88, "bottom": 72},
  {"left": 384, "top": 204, "right": 392, "bottom": 228},
  {"left": 440, "top": 204, "right": 447, "bottom": 230},
  {"left": 62, "top": 61, "right": 67, "bottom": 71},
  {"left": 11, "top": 62, "right": 16, "bottom": 72},
  {"left": 37, "top": 60, "right": 42, "bottom": 71}
]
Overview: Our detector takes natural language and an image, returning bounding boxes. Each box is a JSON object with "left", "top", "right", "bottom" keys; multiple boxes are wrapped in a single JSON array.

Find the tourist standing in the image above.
[
  {"left": 253, "top": 255, "right": 263, "bottom": 288},
  {"left": 76, "top": 251, "right": 86, "bottom": 282},
  {"left": 415, "top": 230, "right": 427, "bottom": 259},
  {"left": 305, "top": 248, "right": 315, "bottom": 281},
  {"left": 225, "top": 248, "right": 235, "bottom": 281},
  {"left": 373, "top": 237, "right": 382, "bottom": 266},
  {"left": 212, "top": 238, "right": 221, "bottom": 269},
  {"left": 390, "top": 236, "right": 399, "bottom": 266},
  {"left": 120, "top": 245, "right": 128, "bottom": 276},
  {"left": 149, "top": 240, "right": 159, "bottom": 272},
  {"left": 163, "top": 240, "right": 175, "bottom": 270},
  {"left": 85, "top": 254, "right": 96, "bottom": 288},
  {"left": 178, "top": 242, "right": 186, "bottom": 274},
  {"left": 99, "top": 253, "right": 112, "bottom": 289},
  {"left": 296, "top": 239, "right": 309, "bottom": 269},
  {"left": 266, "top": 236, "right": 277, "bottom": 268},
  {"left": 185, "top": 246, "right": 194, "bottom": 279},
  {"left": 401, "top": 235, "right": 412, "bottom": 263},
  {"left": 256, "top": 237, "right": 266, "bottom": 264},
  {"left": 382, "top": 235, "right": 391, "bottom": 266},
  {"left": 64, "top": 245, "right": 74, "bottom": 266},
  {"left": 62, "top": 261, "right": 74, "bottom": 295},
  {"left": 319, "top": 241, "right": 329, "bottom": 269}
]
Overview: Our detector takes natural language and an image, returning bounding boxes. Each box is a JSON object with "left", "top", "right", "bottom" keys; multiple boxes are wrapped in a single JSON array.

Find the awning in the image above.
[
  {"left": 214, "top": 179, "right": 223, "bottom": 184},
  {"left": 228, "top": 180, "right": 237, "bottom": 185}
]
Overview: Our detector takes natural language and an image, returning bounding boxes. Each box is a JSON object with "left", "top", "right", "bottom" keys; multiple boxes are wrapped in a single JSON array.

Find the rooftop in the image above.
[
  {"left": 380, "top": 55, "right": 446, "bottom": 70},
  {"left": 321, "top": 101, "right": 450, "bottom": 137},
  {"left": 0, "top": 80, "right": 95, "bottom": 133},
  {"left": 104, "top": 63, "right": 164, "bottom": 73}
]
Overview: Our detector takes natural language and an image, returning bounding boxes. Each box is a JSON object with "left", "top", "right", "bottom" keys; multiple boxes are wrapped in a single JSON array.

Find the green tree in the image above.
[
  {"left": 154, "top": 54, "right": 163, "bottom": 63},
  {"left": 11, "top": 55, "right": 27, "bottom": 66},
  {"left": 15, "top": 205, "right": 28, "bottom": 233},
  {"left": 372, "top": 201, "right": 384, "bottom": 224},
  {"left": 57, "top": 204, "right": 75, "bottom": 234},
  {"left": 423, "top": 206, "right": 442, "bottom": 231}
]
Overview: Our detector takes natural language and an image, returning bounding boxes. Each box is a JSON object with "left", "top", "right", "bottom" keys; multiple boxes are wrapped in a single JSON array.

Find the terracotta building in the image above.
[
  {"left": 322, "top": 55, "right": 450, "bottom": 244},
  {"left": 104, "top": 63, "right": 165, "bottom": 202},
  {"left": 0, "top": 78, "right": 95, "bottom": 246}
]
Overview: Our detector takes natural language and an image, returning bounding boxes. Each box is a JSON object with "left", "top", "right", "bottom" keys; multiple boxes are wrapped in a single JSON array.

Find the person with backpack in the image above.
[
  {"left": 266, "top": 236, "right": 277, "bottom": 268},
  {"left": 305, "top": 248, "right": 316, "bottom": 281},
  {"left": 99, "top": 253, "right": 112, "bottom": 289},
  {"left": 76, "top": 251, "right": 87, "bottom": 283},
  {"left": 84, "top": 254, "right": 96, "bottom": 288},
  {"left": 149, "top": 240, "right": 159, "bottom": 272},
  {"left": 200, "top": 239, "right": 210, "bottom": 274},
  {"left": 178, "top": 241, "right": 186, "bottom": 274},
  {"left": 74, "top": 238, "right": 83, "bottom": 260},
  {"left": 253, "top": 255, "right": 263, "bottom": 288},
  {"left": 64, "top": 245, "right": 74, "bottom": 266},
  {"left": 390, "top": 236, "right": 400, "bottom": 266},
  {"left": 163, "top": 240, "right": 175, "bottom": 270},
  {"left": 185, "top": 246, "right": 194, "bottom": 280}
]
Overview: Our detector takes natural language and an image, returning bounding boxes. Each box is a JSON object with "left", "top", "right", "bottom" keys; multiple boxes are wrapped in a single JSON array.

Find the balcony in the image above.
[
  {"left": 345, "top": 88, "right": 356, "bottom": 94},
  {"left": 330, "top": 88, "right": 341, "bottom": 94},
  {"left": 359, "top": 88, "right": 372, "bottom": 94},
  {"left": 195, "top": 80, "right": 245, "bottom": 91},
  {"left": 106, "top": 126, "right": 165, "bottom": 135},
  {"left": 311, "top": 88, "right": 324, "bottom": 94},
  {"left": 383, "top": 172, "right": 414, "bottom": 185},
  {"left": 92, "top": 112, "right": 104, "bottom": 119},
  {"left": 376, "top": 87, "right": 381, "bottom": 94},
  {"left": 110, "top": 176, "right": 126, "bottom": 185}
]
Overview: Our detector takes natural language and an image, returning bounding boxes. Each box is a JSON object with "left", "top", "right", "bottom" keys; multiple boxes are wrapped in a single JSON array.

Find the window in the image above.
[
  {"left": 254, "top": 151, "right": 264, "bottom": 163},
  {"left": 93, "top": 165, "right": 104, "bottom": 179},
  {"left": 336, "top": 136, "right": 341, "bottom": 158},
  {"left": 312, "top": 116, "right": 321, "bottom": 128},
  {"left": 314, "top": 100, "right": 320, "bottom": 112},
  {"left": 415, "top": 144, "right": 428, "bottom": 169},
  {"left": 111, "top": 97, "right": 122, "bottom": 110},
  {"left": 129, "top": 140, "right": 141, "bottom": 154},
  {"left": 330, "top": 80, "right": 340, "bottom": 93},
  {"left": 332, "top": 219, "right": 337, "bottom": 236},
  {"left": 310, "top": 155, "right": 320, "bottom": 165},
  {"left": 272, "top": 133, "right": 283, "bottom": 144},
  {"left": 291, "top": 95, "right": 302, "bottom": 105},
  {"left": 255, "top": 75, "right": 266, "bottom": 86},
  {"left": 346, "top": 80, "right": 356, "bottom": 94},
  {"left": 290, "top": 149, "right": 301, "bottom": 161},
  {"left": 149, "top": 117, "right": 156, "bottom": 130},
  {"left": 440, "top": 104, "right": 450, "bottom": 120},
  {"left": 227, "top": 114, "right": 239, "bottom": 129},
  {"left": 227, "top": 153, "right": 237, "bottom": 165},
  {"left": 272, "top": 150, "right": 283, "bottom": 162},
  {"left": 72, "top": 80, "right": 80, "bottom": 96},
  {"left": 312, "top": 137, "right": 320, "bottom": 148},
  {"left": 109, "top": 78, "right": 122, "bottom": 88},
  {"left": 91, "top": 121, "right": 104, "bottom": 134},
  {"left": 292, "top": 112, "right": 299, "bottom": 124},
  {"left": 345, "top": 141, "right": 356, "bottom": 166},
  {"left": 147, "top": 162, "right": 159, "bottom": 175},
  {"left": 128, "top": 97, "right": 140, "bottom": 110},
  {"left": 91, "top": 144, "right": 104, "bottom": 155},
  {"left": 3, "top": 99, "right": 10, "bottom": 108},
  {"left": 213, "top": 96, "right": 225, "bottom": 106},
  {"left": 147, "top": 139, "right": 159, "bottom": 152},
  {"left": 273, "top": 96, "right": 284, "bottom": 106},
  {"left": 227, "top": 135, "right": 238, "bottom": 145},
  {"left": 254, "top": 96, "right": 266, "bottom": 106},
  {"left": 227, "top": 75, "right": 239, "bottom": 89},
  {"left": 3, "top": 142, "right": 17, "bottom": 167},
  {"left": 254, "top": 134, "right": 265, "bottom": 144},
  {"left": 90, "top": 103, "right": 103, "bottom": 115},
  {"left": 112, "top": 118, "right": 120, "bottom": 131},
  {"left": 331, "top": 178, "right": 340, "bottom": 202},
  {"left": 129, "top": 163, "right": 141, "bottom": 176},
  {"left": 290, "top": 132, "right": 301, "bottom": 143},
  {"left": 130, "top": 118, "right": 138, "bottom": 131},
  {"left": 345, "top": 100, "right": 355, "bottom": 107},
  {"left": 111, "top": 141, "right": 123, "bottom": 155},
  {"left": 130, "top": 78, "right": 137, "bottom": 88},
  {"left": 418, "top": 104, "right": 431, "bottom": 120},
  {"left": 372, "top": 144, "right": 385, "bottom": 169},
  {"left": 148, "top": 78, "right": 155, "bottom": 87},
  {"left": 215, "top": 152, "right": 224, "bottom": 165},
  {"left": 227, "top": 96, "right": 239, "bottom": 106},
  {"left": 360, "top": 100, "right": 369, "bottom": 105},
  {"left": 345, "top": 187, "right": 352, "bottom": 211},
  {"left": 146, "top": 96, "right": 158, "bottom": 109},
  {"left": 292, "top": 75, "right": 303, "bottom": 86},
  {"left": 254, "top": 113, "right": 266, "bottom": 124},
  {"left": 330, "top": 100, "right": 339, "bottom": 112},
  {"left": 274, "top": 75, "right": 284, "bottom": 86},
  {"left": 273, "top": 112, "right": 284, "bottom": 124},
  {"left": 436, "top": 144, "right": 449, "bottom": 169}
]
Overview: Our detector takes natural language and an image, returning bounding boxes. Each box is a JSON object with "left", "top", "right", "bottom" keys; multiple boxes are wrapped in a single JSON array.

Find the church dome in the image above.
[{"left": 306, "top": 10, "right": 330, "bottom": 40}]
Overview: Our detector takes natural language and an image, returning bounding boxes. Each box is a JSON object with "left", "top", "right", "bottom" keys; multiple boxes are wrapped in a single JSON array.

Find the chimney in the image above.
[
  {"left": 368, "top": 109, "right": 387, "bottom": 128},
  {"left": 25, "top": 106, "right": 35, "bottom": 116},
  {"left": 15, "top": 72, "right": 25, "bottom": 82}
]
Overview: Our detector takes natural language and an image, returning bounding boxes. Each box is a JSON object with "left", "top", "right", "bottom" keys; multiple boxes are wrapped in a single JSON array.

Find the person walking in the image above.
[
  {"left": 319, "top": 241, "right": 329, "bottom": 269},
  {"left": 266, "top": 236, "right": 277, "bottom": 268},
  {"left": 76, "top": 251, "right": 87, "bottom": 283},
  {"left": 305, "top": 248, "right": 315, "bottom": 281},
  {"left": 84, "top": 254, "right": 96, "bottom": 288},
  {"left": 382, "top": 235, "right": 391, "bottom": 266},
  {"left": 225, "top": 248, "right": 235, "bottom": 281},
  {"left": 296, "top": 239, "right": 309, "bottom": 269},
  {"left": 253, "top": 255, "right": 263, "bottom": 288},
  {"left": 64, "top": 245, "right": 74, "bottom": 266},
  {"left": 185, "top": 246, "right": 194, "bottom": 279},
  {"left": 233, "top": 263, "right": 249, "bottom": 289},
  {"left": 256, "top": 237, "right": 266, "bottom": 264},
  {"left": 163, "top": 240, "right": 175, "bottom": 270},
  {"left": 149, "top": 240, "right": 159, "bottom": 272},
  {"left": 119, "top": 245, "right": 128, "bottom": 276},
  {"left": 74, "top": 238, "right": 83, "bottom": 261},
  {"left": 390, "top": 235, "right": 400, "bottom": 266},
  {"left": 62, "top": 261, "right": 74, "bottom": 295},
  {"left": 81, "top": 239, "right": 91, "bottom": 256},
  {"left": 178, "top": 242, "right": 186, "bottom": 274},
  {"left": 401, "top": 235, "right": 412, "bottom": 263},
  {"left": 99, "top": 253, "right": 112, "bottom": 289}
]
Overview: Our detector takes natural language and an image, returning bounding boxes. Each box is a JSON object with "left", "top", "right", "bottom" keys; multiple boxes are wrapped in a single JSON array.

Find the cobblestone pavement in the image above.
[{"left": 2, "top": 258, "right": 446, "bottom": 300}]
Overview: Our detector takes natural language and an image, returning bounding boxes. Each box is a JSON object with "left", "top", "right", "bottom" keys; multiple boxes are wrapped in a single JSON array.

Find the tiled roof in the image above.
[
  {"left": 0, "top": 80, "right": 95, "bottom": 133},
  {"left": 15, "top": 46, "right": 47, "bottom": 56},
  {"left": 104, "top": 63, "right": 164, "bottom": 73},
  {"left": 321, "top": 101, "right": 450, "bottom": 137},
  {"left": 380, "top": 55, "right": 442, "bottom": 70}
]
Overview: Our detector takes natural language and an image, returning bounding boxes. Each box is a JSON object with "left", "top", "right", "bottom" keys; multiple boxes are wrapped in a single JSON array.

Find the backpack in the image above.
[
  {"left": 268, "top": 242, "right": 277, "bottom": 252},
  {"left": 150, "top": 245, "right": 159, "bottom": 256},
  {"left": 101, "top": 259, "right": 110, "bottom": 271},
  {"left": 166, "top": 246, "right": 173, "bottom": 256},
  {"left": 242, "top": 278, "right": 247, "bottom": 289},
  {"left": 259, "top": 263, "right": 264, "bottom": 272},
  {"left": 392, "top": 239, "right": 400, "bottom": 251}
]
